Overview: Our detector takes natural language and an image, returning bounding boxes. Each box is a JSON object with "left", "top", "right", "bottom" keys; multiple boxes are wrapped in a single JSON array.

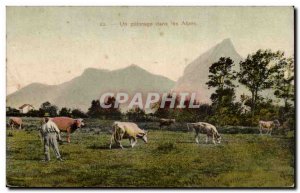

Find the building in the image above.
[{"left": 19, "top": 104, "right": 35, "bottom": 114}]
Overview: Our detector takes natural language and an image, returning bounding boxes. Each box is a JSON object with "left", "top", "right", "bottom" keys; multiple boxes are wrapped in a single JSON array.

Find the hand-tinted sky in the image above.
[{"left": 7, "top": 6, "right": 294, "bottom": 94}]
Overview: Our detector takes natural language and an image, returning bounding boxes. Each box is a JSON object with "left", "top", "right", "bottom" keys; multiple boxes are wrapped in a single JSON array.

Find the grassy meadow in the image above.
[{"left": 6, "top": 118, "right": 295, "bottom": 188}]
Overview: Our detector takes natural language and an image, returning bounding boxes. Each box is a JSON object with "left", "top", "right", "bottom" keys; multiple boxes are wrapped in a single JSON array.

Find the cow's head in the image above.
[
  {"left": 216, "top": 133, "right": 221, "bottom": 144},
  {"left": 273, "top": 119, "right": 280, "bottom": 128},
  {"left": 138, "top": 131, "right": 148, "bottom": 143},
  {"left": 71, "top": 119, "right": 85, "bottom": 132}
]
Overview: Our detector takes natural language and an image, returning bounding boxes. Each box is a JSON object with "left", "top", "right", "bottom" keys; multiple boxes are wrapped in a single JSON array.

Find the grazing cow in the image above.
[
  {"left": 51, "top": 117, "right": 85, "bottom": 143},
  {"left": 159, "top": 118, "right": 175, "bottom": 129},
  {"left": 8, "top": 117, "right": 22, "bottom": 130},
  {"left": 187, "top": 122, "right": 221, "bottom": 145},
  {"left": 258, "top": 120, "right": 280, "bottom": 135},
  {"left": 109, "top": 121, "right": 148, "bottom": 149}
]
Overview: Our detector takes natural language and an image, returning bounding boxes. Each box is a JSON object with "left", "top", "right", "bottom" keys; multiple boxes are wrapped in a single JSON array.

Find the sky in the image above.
[{"left": 6, "top": 6, "right": 294, "bottom": 95}]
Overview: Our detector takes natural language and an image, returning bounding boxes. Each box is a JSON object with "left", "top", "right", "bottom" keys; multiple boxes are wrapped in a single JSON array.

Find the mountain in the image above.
[
  {"left": 6, "top": 65, "right": 175, "bottom": 111},
  {"left": 173, "top": 38, "right": 244, "bottom": 103}
]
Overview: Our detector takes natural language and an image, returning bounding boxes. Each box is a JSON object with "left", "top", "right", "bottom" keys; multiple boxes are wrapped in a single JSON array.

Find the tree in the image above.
[
  {"left": 59, "top": 107, "right": 71, "bottom": 117},
  {"left": 87, "top": 100, "right": 102, "bottom": 118},
  {"left": 103, "top": 96, "right": 122, "bottom": 119},
  {"left": 71, "top": 109, "right": 88, "bottom": 118},
  {"left": 152, "top": 94, "right": 180, "bottom": 118},
  {"left": 6, "top": 107, "right": 21, "bottom": 116},
  {"left": 238, "top": 49, "right": 283, "bottom": 113},
  {"left": 206, "top": 57, "right": 237, "bottom": 107},
  {"left": 40, "top": 101, "right": 58, "bottom": 117},
  {"left": 126, "top": 107, "right": 146, "bottom": 121},
  {"left": 26, "top": 109, "right": 42, "bottom": 117},
  {"left": 87, "top": 97, "right": 121, "bottom": 119},
  {"left": 272, "top": 57, "right": 294, "bottom": 109}
]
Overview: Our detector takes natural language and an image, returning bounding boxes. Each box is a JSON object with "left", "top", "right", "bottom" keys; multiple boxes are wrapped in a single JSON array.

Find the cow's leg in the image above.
[
  {"left": 195, "top": 132, "right": 199, "bottom": 144},
  {"left": 259, "top": 125, "right": 263, "bottom": 135},
  {"left": 19, "top": 124, "right": 22, "bottom": 130},
  {"left": 109, "top": 134, "right": 114, "bottom": 149},
  {"left": 66, "top": 128, "right": 71, "bottom": 143},
  {"left": 131, "top": 138, "right": 137, "bottom": 148},
  {"left": 118, "top": 141, "right": 124, "bottom": 149},
  {"left": 114, "top": 138, "right": 123, "bottom": 149},
  {"left": 269, "top": 129, "right": 272, "bottom": 136},
  {"left": 205, "top": 135, "right": 209, "bottom": 144},
  {"left": 212, "top": 134, "right": 216, "bottom": 145}
]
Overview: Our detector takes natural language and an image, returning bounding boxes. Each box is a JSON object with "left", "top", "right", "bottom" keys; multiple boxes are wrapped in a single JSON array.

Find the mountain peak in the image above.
[
  {"left": 126, "top": 64, "right": 142, "bottom": 70},
  {"left": 221, "top": 38, "right": 232, "bottom": 44},
  {"left": 118, "top": 64, "right": 147, "bottom": 73},
  {"left": 215, "top": 38, "right": 235, "bottom": 50},
  {"left": 174, "top": 38, "right": 243, "bottom": 102}
]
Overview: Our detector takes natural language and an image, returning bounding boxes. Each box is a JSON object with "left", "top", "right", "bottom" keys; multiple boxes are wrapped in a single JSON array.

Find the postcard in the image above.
[{"left": 6, "top": 6, "right": 295, "bottom": 188}]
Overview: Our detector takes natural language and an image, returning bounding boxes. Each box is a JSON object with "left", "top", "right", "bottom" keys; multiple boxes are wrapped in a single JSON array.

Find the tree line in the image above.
[
  {"left": 152, "top": 49, "right": 294, "bottom": 127},
  {"left": 6, "top": 49, "right": 294, "bottom": 128}
]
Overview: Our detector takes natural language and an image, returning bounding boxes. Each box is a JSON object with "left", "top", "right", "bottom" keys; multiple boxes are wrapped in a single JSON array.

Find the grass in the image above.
[{"left": 6, "top": 118, "right": 295, "bottom": 188}]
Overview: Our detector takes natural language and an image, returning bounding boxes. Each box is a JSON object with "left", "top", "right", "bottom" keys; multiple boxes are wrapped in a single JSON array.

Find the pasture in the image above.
[{"left": 6, "top": 118, "right": 295, "bottom": 187}]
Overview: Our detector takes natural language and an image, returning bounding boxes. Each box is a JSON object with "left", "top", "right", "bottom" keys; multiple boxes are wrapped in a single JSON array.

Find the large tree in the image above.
[
  {"left": 59, "top": 107, "right": 71, "bottom": 117},
  {"left": 206, "top": 57, "right": 237, "bottom": 107},
  {"left": 40, "top": 101, "right": 58, "bottom": 117},
  {"left": 238, "top": 49, "right": 283, "bottom": 113},
  {"left": 87, "top": 97, "right": 121, "bottom": 119},
  {"left": 87, "top": 100, "right": 104, "bottom": 118},
  {"left": 272, "top": 57, "right": 294, "bottom": 109}
]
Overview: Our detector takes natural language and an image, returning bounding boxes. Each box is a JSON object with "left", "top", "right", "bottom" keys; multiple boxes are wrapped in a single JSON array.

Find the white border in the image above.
[{"left": 0, "top": 1, "right": 298, "bottom": 193}]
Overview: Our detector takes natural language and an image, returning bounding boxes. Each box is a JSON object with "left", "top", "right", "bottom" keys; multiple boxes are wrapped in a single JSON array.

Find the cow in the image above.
[
  {"left": 187, "top": 122, "right": 221, "bottom": 145},
  {"left": 51, "top": 117, "right": 85, "bottom": 143},
  {"left": 159, "top": 118, "right": 175, "bottom": 129},
  {"left": 109, "top": 121, "right": 148, "bottom": 149},
  {"left": 8, "top": 117, "right": 22, "bottom": 130},
  {"left": 258, "top": 120, "right": 280, "bottom": 135}
]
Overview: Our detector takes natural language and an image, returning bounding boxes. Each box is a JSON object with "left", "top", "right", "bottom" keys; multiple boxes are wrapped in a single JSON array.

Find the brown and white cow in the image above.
[
  {"left": 51, "top": 117, "right": 85, "bottom": 143},
  {"left": 8, "top": 117, "right": 22, "bottom": 130},
  {"left": 258, "top": 120, "right": 280, "bottom": 135},
  {"left": 187, "top": 122, "right": 221, "bottom": 145},
  {"left": 109, "top": 121, "right": 148, "bottom": 149},
  {"left": 159, "top": 118, "right": 175, "bottom": 129}
]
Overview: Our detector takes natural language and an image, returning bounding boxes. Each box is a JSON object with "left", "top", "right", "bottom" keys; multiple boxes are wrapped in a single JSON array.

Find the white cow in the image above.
[
  {"left": 258, "top": 120, "right": 280, "bottom": 135},
  {"left": 109, "top": 121, "right": 148, "bottom": 149},
  {"left": 187, "top": 122, "right": 221, "bottom": 145}
]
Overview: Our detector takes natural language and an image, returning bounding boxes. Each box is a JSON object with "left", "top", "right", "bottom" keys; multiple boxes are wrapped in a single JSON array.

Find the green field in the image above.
[{"left": 6, "top": 118, "right": 295, "bottom": 188}]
